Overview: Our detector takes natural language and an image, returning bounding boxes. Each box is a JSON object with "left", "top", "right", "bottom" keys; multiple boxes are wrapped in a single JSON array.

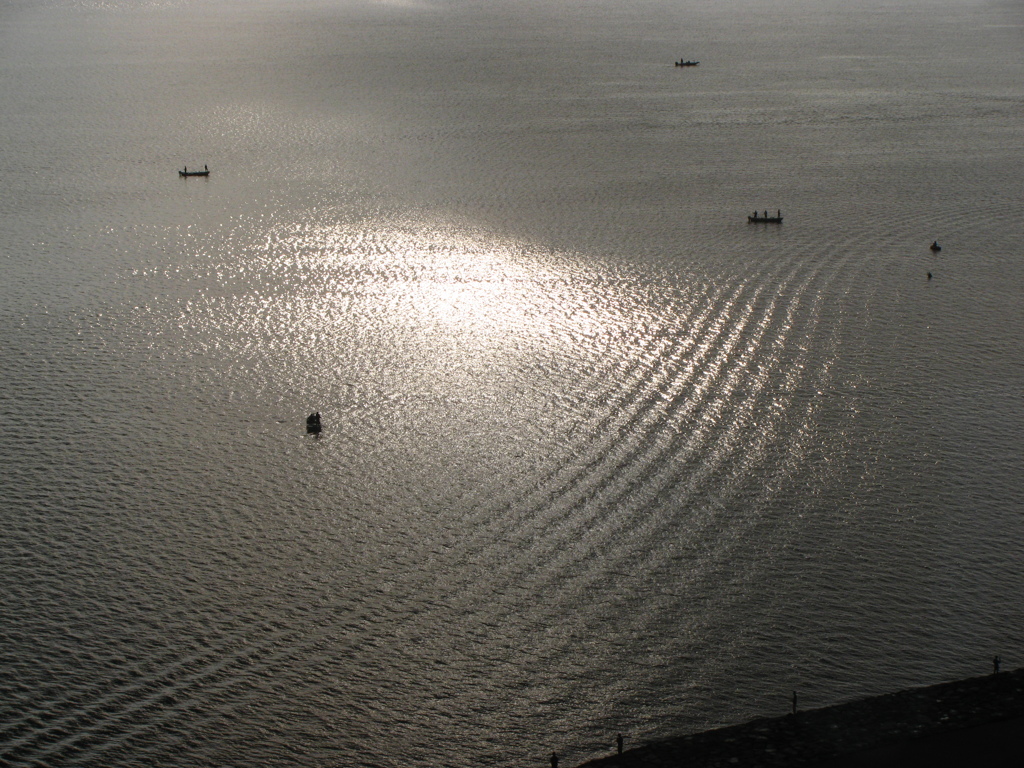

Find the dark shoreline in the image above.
[{"left": 577, "top": 667, "right": 1024, "bottom": 768}]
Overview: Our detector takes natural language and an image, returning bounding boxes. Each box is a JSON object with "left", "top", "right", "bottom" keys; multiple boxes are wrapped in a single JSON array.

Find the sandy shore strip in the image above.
[{"left": 575, "top": 667, "right": 1024, "bottom": 768}]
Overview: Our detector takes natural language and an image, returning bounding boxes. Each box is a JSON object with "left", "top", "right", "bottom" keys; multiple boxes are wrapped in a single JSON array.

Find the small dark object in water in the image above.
[
  {"left": 927, "top": 272, "right": 932, "bottom": 280},
  {"left": 179, "top": 165, "right": 210, "bottom": 177},
  {"left": 675, "top": 60, "right": 700, "bottom": 67},
  {"left": 930, "top": 241, "right": 941, "bottom": 252},
  {"left": 306, "top": 411, "right": 322, "bottom": 433},
  {"left": 749, "top": 210, "right": 783, "bottom": 223}
]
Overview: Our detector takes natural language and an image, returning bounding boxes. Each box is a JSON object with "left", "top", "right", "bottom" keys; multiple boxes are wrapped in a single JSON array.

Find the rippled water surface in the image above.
[{"left": 2, "top": 1, "right": 1023, "bottom": 766}]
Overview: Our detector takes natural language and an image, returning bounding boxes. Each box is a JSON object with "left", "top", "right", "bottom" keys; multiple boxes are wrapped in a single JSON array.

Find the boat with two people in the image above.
[
  {"left": 179, "top": 165, "right": 210, "bottom": 177},
  {"left": 749, "top": 210, "right": 783, "bottom": 223}
]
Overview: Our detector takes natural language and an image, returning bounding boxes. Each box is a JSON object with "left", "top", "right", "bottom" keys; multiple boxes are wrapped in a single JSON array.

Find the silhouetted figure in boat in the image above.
[
  {"left": 994, "top": 655, "right": 1001, "bottom": 674},
  {"left": 930, "top": 241, "right": 941, "bottom": 252},
  {"left": 550, "top": 752, "right": 558, "bottom": 768},
  {"left": 928, "top": 272, "right": 932, "bottom": 280},
  {"left": 617, "top": 734, "right": 624, "bottom": 755},
  {"left": 306, "top": 411, "right": 322, "bottom": 433}
]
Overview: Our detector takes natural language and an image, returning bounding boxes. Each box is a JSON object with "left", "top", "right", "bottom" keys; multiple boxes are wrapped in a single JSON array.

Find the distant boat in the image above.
[
  {"left": 749, "top": 211, "right": 783, "bottom": 223},
  {"left": 306, "top": 411, "right": 322, "bottom": 434},
  {"left": 179, "top": 165, "right": 210, "bottom": 177},
  {"left": 930, "top": 241, "right": 941, "bottom": 252},
  {"left": 675, "top": 60, "right": 699, "bottom": 67}
]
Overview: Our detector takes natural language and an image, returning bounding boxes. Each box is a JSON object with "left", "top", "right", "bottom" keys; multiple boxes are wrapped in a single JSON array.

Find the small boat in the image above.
[
  {"left": 749, "top": 211, "right": 783, "bottom": 223},
  {"left": 179, "top": 166, "right": 210, "bottom": 177},
  {"left": 930, "top": 241, "right": 941, "bottom": 252},
  {"left": 675, "top": 60, "right": 700, "bottom": 67},
  {"left": 306, "top": 411, "right": 322, "bottom": 434}
]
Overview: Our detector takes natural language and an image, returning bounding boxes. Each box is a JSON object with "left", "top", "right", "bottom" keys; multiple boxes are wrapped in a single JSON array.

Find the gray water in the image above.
[{"left": 2, "top": 0, "right": 1023, "bottom": 766}]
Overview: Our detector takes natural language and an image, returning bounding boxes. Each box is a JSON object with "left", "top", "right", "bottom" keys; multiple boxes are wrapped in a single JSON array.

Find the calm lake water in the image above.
[{"left": 2, "top": 1, "right": 1023, "bottom": 766}]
